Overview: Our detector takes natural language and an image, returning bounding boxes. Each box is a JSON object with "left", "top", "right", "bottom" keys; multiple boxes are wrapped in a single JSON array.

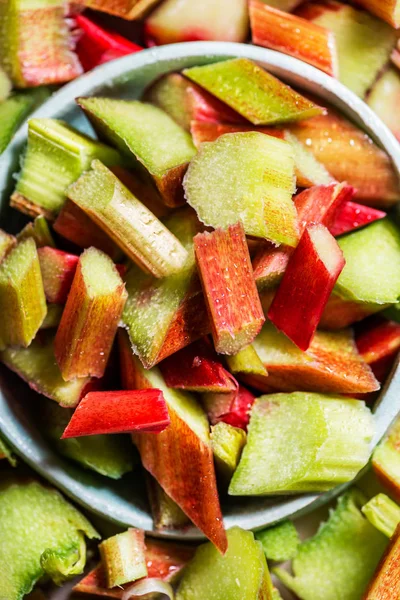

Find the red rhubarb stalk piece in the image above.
[
  {"left": 194, "top": 222, "right": 265, "bottom": 355},
  {"left": 204, "top": 384, "right": 256, "bottom": 431},
  {"left": 329, "top": 201, "right": 386, "bottom": 237},
  {"left": 37, "top": 247, "right": 79, "bottom": 305},
  {"left": 75, "top": 15, "right": 142, "bottom": 72},
  {"left": 268, "top": 224, "right": 345, "bottom": 350},
  {"left": 363, "top": 522, "right": 400, "bottom": 600},
  {"left": 356, "top": 319, "right": 400, "bottom": 366},
  {"left": 159, "top": 338, "right": 237, "bottom": 392},
  {"left": 319, "top": 294, "right": 382, "bottom": 329},
  {"left": 62, "top": 390, "right": 170, "bottom": 438},
  {"left": 188, "top": 85, "right": 246, "bottom": 125},
  {"left": 250, "top": 0, "right": 338, "bottom": 77}
]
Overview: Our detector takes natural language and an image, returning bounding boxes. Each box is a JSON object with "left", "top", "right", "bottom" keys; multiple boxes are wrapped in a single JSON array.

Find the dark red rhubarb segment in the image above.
[
  {"left": 203, "top": 385, "right": 256, "bottom": 431},
  {"left": 160, "top": 338, "right": 237, "bottom": 392},
  {"left": 194, "top": 223, "right": 265, "bottom": 355},
  {"left": 62, "top": 390, "right": 170, "bottom": 438},
  {"left": 356, "top": 319, "right": 400, "bottom": 382},
  {"left": 268, "top": 224, "right": 345, "bottom": 350},
  {"left": 75, "top": 15, "right": 142, "bottom": 72},
  {"left": 329, "top": 201, "right": 386, "bottom": 237},
  {"left": 38, "top": 247, "right": 79, "bottom": 305}
]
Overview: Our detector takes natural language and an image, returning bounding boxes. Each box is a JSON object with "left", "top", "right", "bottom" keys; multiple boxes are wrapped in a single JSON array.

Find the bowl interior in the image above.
[{"left": 1, "top": 42, "right": 400, "bottom": 539}]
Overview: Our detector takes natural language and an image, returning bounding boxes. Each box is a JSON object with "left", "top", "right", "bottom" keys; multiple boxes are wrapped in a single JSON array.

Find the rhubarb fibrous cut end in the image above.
[
  {"left": 372, "top": 416, "right": 400, "bottom": 503},
  {"left": 367, "top": 67, "right": 400, "bottom": 142},
  {"left": 194, "top": 223, "right": 265, "bottom": 355},
  {"left": 38, "top": 247, "right": 79, "bottom": 304},
  {"left": 99, "top": 529, "right": 147, "bottom": 589},
  {"left": 226, "top": 344, "right": 268, "bottom": 376},
  {"left": 17, "top": 215, "right": 55, "bottom": 248},
  {"left": 362, "top": 494, "right": 400, "bottom": 539},
  {"left": 211, "top": 422, "right": 246, "bottom": 486},
  {"left": 68, "top": 160, "right": 188, "bottom": 277},
  {"left": 202, "top": 384, "right": 255, "bottom": 431},
  {"left": 185, "top": 132, "right": 298, "bottom": 244},
  {"left": 183, "top": 58, "right": 325, "bottom": 125},
  {"left": 146, "top": 476, "right": 190, "bottom": 530},
  {"left": 54, "top": 247, "right": 127, "bottom": 380},
  {"left": 329, "top": 201, "right": 386, "bottom": 237},
  {"left": 363, "top": 522, "right": 400, "bottom": 599},
  {"left": 255, "top": 520, "right": 300, "bottom": 562},
  {"left": 335, "top": 219, "right": 400, "bottom": 305},
  {"left": 250, "top": 1, "right": 338, "bottom": 77},
  {"left": 268, "top": 224, "right": 345, "bottom": 350},
  {"left": 77, "top": 97, "right": 196, "bottom": 206}
]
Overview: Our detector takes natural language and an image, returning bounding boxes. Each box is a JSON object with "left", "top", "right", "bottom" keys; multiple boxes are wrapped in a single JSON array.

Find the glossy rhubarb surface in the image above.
[{"left": 99, "top": 529, "right": 147, "bottom": 588}]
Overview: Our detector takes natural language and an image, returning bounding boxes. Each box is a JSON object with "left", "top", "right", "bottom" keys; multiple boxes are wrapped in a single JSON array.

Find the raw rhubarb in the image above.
[
  {"left": 320, "top": 294, "right": 384, "bottom": 329},
  {"left": 329, "top": 201, "right": 386, "bottom": 237},
  {"left": 363, "top": 523, "right": 400, "bottom": 599},
  {"left": 255, "top": 520, "right": 300, "bottom": 562},
  {"left": 373, "top": 416, "right": 400, "bottom": 502},
  {"left": 74, "top": 0, "right": 160, "bottom": 20},
  {"left": 202, "top": 384, "right": 256, "bottom": 430},
  {"left": 0, "top": 94, "right": 40, "bottom": 155},
  {"left": 99, "top": 529, "right": 147, "bottom": 588},
  {"left": 351, "top": 0, "right": 400, "bottom": 28},
  {"left": 17, "top": 215, "right": 55, "bottom": 248},
  {"left": 211, "top": 422, "right": 247, "bottom": 486},
  {"left": 0, "top": 230, "right": 16, "bottom": 262},
  {"left": 146, "top": 476, "right": 190, "bottom": 530},
  {"left": 367, "top": 68, "right": 400, "bottom": 142},
  {"left": 38, "top": 247, "right": 79, "bottom": 305},
  {"left": 226, "top": 345, "right": 268, "bottom": 377},
  {"left": 356, "top": 319, "right": 400, "bottom": 366},
  {"left": 362, "top": 494, "right": 400, "bottom": 539}
]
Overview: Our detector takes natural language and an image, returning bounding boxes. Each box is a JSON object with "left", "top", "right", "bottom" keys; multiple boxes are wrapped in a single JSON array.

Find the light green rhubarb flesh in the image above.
[
  {"left": 99, "top": 530, "right": 147, "bottom": 588},
  {"left": 255, "top": 520, "right": 300, "bottom": 562},
  {"left": 0, "top": 67, "right": 11, "bottom": 101},
  {"left": 0, "top": 95, "right": 35, "bottom": 154},
  {"left": 0, "top": 477, "right": 99, "bottom": 600},
  {"left": 40, "top": 303, "right": 63, "bottom": 329},
  {"left": 183, "top": 58, "right": 324, "bottom": 125},
  {"left": 362, "top": 494, "right": 400, "bottom": 538},
  {"left": 147, "top": 477, "right": 189, "bottom": 529},
  {"left": 0, "top": 238, "right": 46, "bottom": 349},
  {"left": 145, "top": 72, "right": 193, "bottom": 130},
  {"left": 17, "top": 215, "right": 55, "bottom": 248},
  {"left": 335, "top": 219, "right": 400, "bottom": 305},
  {"left": 367, "top": 68, "right": 400, "bottom": 140},
  {"left": 40, "top": 399, "right": 134, "bottom": 479},
  {"left": 14, "top": 119, "right": 122, "bottom": 216},
  {"left": 211, "top": 422, "right": 247, "bottom": 485},
  {"left": 0, "top": 229, "right": 16, "bottom": 261},
  {"left": 184, "top": 132, "right": 298, "bottom": 244},
  {"left": 274, "top": 489, "right": 388, "bottom": 600},
  {"left": 0, "top": 331, "right": 92, "bottom": 407},
  {"left": 68, "top": 160, "right": 188, "bottom": 278},
  {"left": 176, "top": 526, "right": 273, "bottom": 600},
  {"left": 0, "top": 434, "right": 16, "bottom": 466},
  {"left": 283, "top": 130, "right": 333, "bottom": 187},
  {"left": 229, "top": 392, "right": 374, "bottom": 495},
  {"left": 122, "top": 208, "right": 199, "bottom": 367},
  {"left": 226, "top": 344, "right": 268, "bottom": 376},
  {"left": 373, "top": 415, "right": 400, "bottom": 487}
]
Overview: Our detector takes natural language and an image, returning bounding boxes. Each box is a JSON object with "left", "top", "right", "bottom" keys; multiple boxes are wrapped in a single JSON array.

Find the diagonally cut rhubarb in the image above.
[
  {"left": 54, "top": 247, "right": 127, "bottom": 381},
  {"left": 194, "top": 223, "right": 265, "bottom": 354},
  {"left": 329, "top": 201, "right": 386, "bottom": 237},
  {"left": 268, "top": 224, "right": 345, "bottom": 350},
  {"left": 362, "top": 522, "right": 400, "bottom": 599},
  {"left": 343, "top": 0, "right": 400, "bottom": 29},
  {"left": 38, "top": 247, "right": 79, "bottom": 305}
]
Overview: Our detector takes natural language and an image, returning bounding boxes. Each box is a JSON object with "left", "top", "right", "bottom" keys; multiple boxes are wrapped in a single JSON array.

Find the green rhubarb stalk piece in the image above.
[
  {"left": 146, "top": 476, "right": 190, "bottom": 530},
  {"left": 283, "top": 130, "right": 333, "bottom": 187},
  {"left": 0, "top": 477, "right": 99, "bottom": 600},
  {"left": 77, "top": 97, "right": 197, "bottom": 207},
  {"left": 372, "top": 415, "right": 400, "bottom": 501},
  {"left": 184, "top": 58, "right": 324, "bottom": 124},
  {"left": 99, "top": 529, "right": 147, "bottom": 588},
  {"left": 229, "top": 392, "right": 374, "bottom": 495},
  {"left": 0, "top": 229, "right": 16, "bottom": 262},
  {"left": 226, "top": 344, "right": 268, "bottom": 376},
  {"left": 211, "top": 422, "right": 247, "bottom": 486},
  {"left": 0, "top": 434, "right": 16, "bottom": 466},
  {"left": 40, "top": 398, "right": 134, "bottom": 479},
  {"left": 335, "top": 219, "right": 400, "bottom": 305},
  {"left": 17, "top": 215, "right": 55, "bottom": 248},
  {"left": 40, "top": 303, "right": 63, "bottom": 329},
  {"left": 184, "top": 132, "right": 298, "bottom": 244},
  {"left": 297, "top": 1, "right": 396, "bottom": 98},
  {"left": 122, "top": 208, "right": 207, "bottom": 368},
  {"left": 255, "top": 520, "right": 300, "bottom": 562},
  {"left": 367, "top": 68, "right": 400, "bottom": 142},
  {"left": 144, "top": 72, "right": 194, "bottom": 130},
  {"left": 0, "top": 238, "right": 46, "bottom": 349},
  {"left": 177, "top": 526, "right": 273, "bottom": 600},
  {"left": 0, "top": 330, "right": 94, "bottom": 408},
  {"left": 54, "top": 247, "right": 127, "bottom": 381},
  {"left": 0, "top": 95, "right": 35, "bottom": 155},
  {"left": 274, "top": 489, "right": 388, "bottom": 600},
  {"left": 68, "top": 160, "right": 188, "bottom": 278},
  {"left": 362, "top": 494, "right": 400, "bottom": 538},
  {"left": 12, "top": 119, "right": 122, "bottom": 220},
  {"left": 0, "top": 67, "right": 11, "bottom": 101}
]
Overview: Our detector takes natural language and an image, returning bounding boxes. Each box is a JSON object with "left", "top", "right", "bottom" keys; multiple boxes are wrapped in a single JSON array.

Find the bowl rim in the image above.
[{"left": 1, "top": 41, "right": 400, "bottom": 539}]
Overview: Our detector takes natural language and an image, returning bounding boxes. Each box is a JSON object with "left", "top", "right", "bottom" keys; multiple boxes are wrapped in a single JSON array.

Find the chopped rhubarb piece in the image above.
[
  {"left": 0, "top": 94, "right": 38, "bottom": 155},
  {"left": 0, "top": 229, "right": 16, "bottom": 262},
  {"left": 320, "top": 294, "right": 384, "bottom": 329},
  {"left": 185, "top": 132, "right": 298, "bottom": 244},
  {"left": 352, "top": 0, "right": 400, "bottom": 28},
  {"left": 202, "top": 384, "right": 255, "bottom": 430},
  {"left": 74, "top": 0, "right": 160, "bottom": 20},
  {"left": 373, "top": 416, "right": 400, "bottom": 502},
  {"left": 62, "top": 390, "right": 170, "bottom": 438},
  {"left": 54, "top": 247, "right": 127, "bottom": 380},
  {"left": 329, "top": 201, "right": 386, "bottom": 237},
  {"left": 256, "top": 520, "right": 300, "bottom": 562},
  {"left": 160, "top": 339, "right": 237, "bottom": 392},
  {"left": 250, "top": 1, "right": 338, "bottom": 76},
  {"left": 146, "top": 476, "right": 190, "bottom": 530},
  {"left": 99, "top": 529, "right": 147, "bottom": 588},
  {"left": 211, "top": 422, "right": 246, "bottom": 486},
  {"left": 184, "top": 58, "right": 324, "bottom": 125},
  {"left": 110, "top": 165, "right": 169, "bottom": 220},
  {"left": 194, "top": 223, "right": 265, "bottom": 354},
  {"left": 54, "top": 199, "right": 122, "bottom": 261},
  {"left": 268, "top": 225, "right": 345, "bottom": 350},
  {"left": 75, "top": 15, "right": 142, "bottom": 72},
  {"left": 367, "top": 67, "right": 400, "bottom": 142},
  {"left": 0, "top": 67, "right": 11, "bottom": 102},
  {"left": 0, "top": 0, "right": 82, "bottom": 87},
  {"left": 356, "top": 319, "right": 400, "bottom": 365},
  {"left": 144, "top": 0, "right": 249, "bottom": 45},
  {"left": 0, "top": 435, "right": 15, "bottom": 466},
  {"left": 229, "top": 392, "right": 374, "bottom": 495},
  {"left": 38, "top": 247, "right": 79, "bottom": 305},
  {"left": 12, "top": 119, "right": 122, "bottom": 219},
  {"left": 119, "top": 331, "right": 227, "bottom": 552},
  {"left": 296, "top": 1, "right": 396, "bottom": 98},
  {"left": 17, "top": 215, "right": 55, "bottom": 248},
  {"left": 0, "top": 239, "right": 46, "bottom": 349},
  {"left": 190, "top": 121, "right": 282, "bottom": 146},
  {"left": 68, "top": 161, "right": 187, "bottom": 278},
  {"left": 226, "top": 344, "right": 268, "bottom": 376},
  {"left": 77, "top": 97, "right": 196, "bottom": 207},
  {"left": 251, "top": 321, "right": 379, "bottom": 394},
  {"left": 260, "top": 0, "right": 304, "bottom": 9},
  {"left": 363, "top": 523, "right": 400, "bottom": 599},
  {"left": 287, "top": 111, "right": 400, "bottom": 206},
  {"left": 362, "top": 494, "right": 400, "bottom": 538}
]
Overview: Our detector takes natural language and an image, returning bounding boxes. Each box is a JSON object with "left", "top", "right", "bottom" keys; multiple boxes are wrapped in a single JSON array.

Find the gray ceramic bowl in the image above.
[{"left": 1, "top": 42, "right": 400, "bottom": 540}]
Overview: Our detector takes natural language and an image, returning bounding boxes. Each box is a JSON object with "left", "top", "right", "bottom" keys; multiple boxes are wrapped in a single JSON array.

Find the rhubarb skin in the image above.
[
  {"left": 329, "top": 201, "right": 386, "bottom": 237},
  {"left": 250, "top": 1, "right": 338, "bottom": 76},
  {"left": 38, "top": 247, "right": 79, "bottom": 305},
  {"left": 202, "top": 385, "right": 256, "bottom": 431},
  {"left": 320, "top": 294, "right": 385, "bottom": 330},
  {"left": 160, "top": 339, "right": 237, "bottom": 392},
  {"left": 62, "top": 390, "right": 170, "bottom": 438},
  {"left": 363, "top": 523, "right": 400, "bottom": 599},
  {"left": 54, "top": 247, "right": 127, "bottom": 381},
  {"left": 146, "top": 476, "right": 190, "bottom": 530},
  {"left": 373, "top": 417, "right": 400, "bottom": 502},
  {"left": 119, "top": 331, "right": 227, "bottom": 553},
  {"left": 17, "top": 215, "right": 55, "bottom": 249},
  {"left": 367, "top": 68, "right": 400, "bottom": 142},
  {"left": 352, "top": 0, "right": 400, "bottom": 28},
  {"left": 99, "top": 529, "right": 147, "bottom": 588},
  {"left": 356, "top": 319, "right": 400, "bottom": 366},
  {"left": 268, "top": 224, "right": 345, "bottom": 350},
  {"left": 194, "top": 223, "right": 265, "bottom": 355},
  {"left": 251, "top": 321, "right": 379, "bottom": 394},
  {"left": 0, "top": 238, "right": 47, "bottom": 349},
  {"left": 73, "top": 0, "right": 160, "bottom": 20},
  {"left": 144, "top": 0, "right": 249, "bottom": 45}
]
